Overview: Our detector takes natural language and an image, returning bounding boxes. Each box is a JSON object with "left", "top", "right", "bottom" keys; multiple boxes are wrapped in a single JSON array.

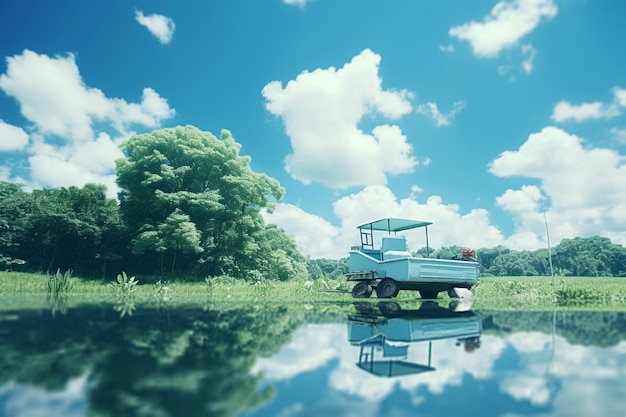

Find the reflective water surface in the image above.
[{"left": 1, "top": 301, "right": 625, "bottom": 417}]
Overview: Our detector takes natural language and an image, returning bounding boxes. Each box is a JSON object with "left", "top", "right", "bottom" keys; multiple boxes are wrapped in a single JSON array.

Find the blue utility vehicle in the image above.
[{"left": 346, "top": 218, "right": 478, "bottom": 299}]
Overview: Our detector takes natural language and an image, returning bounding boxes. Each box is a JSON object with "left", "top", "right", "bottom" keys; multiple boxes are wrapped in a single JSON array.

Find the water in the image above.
[{"left": 0, "top": 300, "right": 625, "bottom": 417}]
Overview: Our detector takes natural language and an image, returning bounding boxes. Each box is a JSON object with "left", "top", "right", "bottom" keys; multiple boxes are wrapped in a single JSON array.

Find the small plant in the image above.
[
  {"left": 46, "top": 269, "right": 73, "bottom": 298},
  {"left": 110, "top": 272, "right": 138, "bottom": 317},
  {"left": 111, "top": 271, "right": 138, "bottom": 297},
  {"left": 205, "top": 276, "right": 217, "bottom": 299},
  {"left": 46, "top": 270, "right": 73, "bottom": 316},
  {"left": 251, "top": 277, "right": 275, "bottom": 299},
  {"left": 153, "top": 280, "right": 171, "bottom": 303}
]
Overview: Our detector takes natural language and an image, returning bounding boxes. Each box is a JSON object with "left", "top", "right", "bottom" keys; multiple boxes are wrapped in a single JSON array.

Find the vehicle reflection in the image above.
[{"left": 348, "top": 300, "right": 482, "bottom": 378}]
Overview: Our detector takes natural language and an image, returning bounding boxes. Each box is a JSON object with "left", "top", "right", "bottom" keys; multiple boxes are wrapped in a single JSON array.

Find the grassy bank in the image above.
[{"left": 0, "top": 271, "right": 624, "bottom": 311}]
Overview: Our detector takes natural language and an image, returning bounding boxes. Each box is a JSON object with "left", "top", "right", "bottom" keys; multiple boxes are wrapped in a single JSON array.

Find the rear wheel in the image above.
[
  {"left": 419, "top": 290, "right": 439, "bottom": 299},
  {"left": 351, "top": 282, "right": 373, "bottom": 298},
  {"left": 376, "top": 278, "right": 399, "bottom": 298}
]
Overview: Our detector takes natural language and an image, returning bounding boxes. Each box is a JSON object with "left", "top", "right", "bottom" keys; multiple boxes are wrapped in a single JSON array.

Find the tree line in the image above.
[
  {"left": 0, "top": 126, "right": 308, "bottom": 281},
  {"left": 1, "top": 125, "right": 625, "bottom": 280},
  {"left": 307, "top": 236, "right": 626, "bottom": 279}
]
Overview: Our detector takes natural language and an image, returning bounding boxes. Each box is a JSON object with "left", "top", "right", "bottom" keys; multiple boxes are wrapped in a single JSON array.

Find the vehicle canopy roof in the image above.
[{"left": 357, "top": 218, "right": 432, "bottom": 233}]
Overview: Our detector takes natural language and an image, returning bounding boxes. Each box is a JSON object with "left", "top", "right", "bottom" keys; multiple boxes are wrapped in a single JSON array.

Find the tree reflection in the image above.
[{"left": 0, "top": 304, "right": 304, "bottom": 417}]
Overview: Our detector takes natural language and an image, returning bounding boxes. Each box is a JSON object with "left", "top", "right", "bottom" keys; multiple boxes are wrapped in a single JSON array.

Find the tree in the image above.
[
  {"left": 115, "top": 125, "right": 291, "bottom": 279},
  {"left": 10, "top": 184, "right": 127, "bottom": 277},
  {"left": 554, "top": 236, "right": 625, "bottom": 277},
  {"left": 0, "top": 182, "right": 31, "bottom": 269}
]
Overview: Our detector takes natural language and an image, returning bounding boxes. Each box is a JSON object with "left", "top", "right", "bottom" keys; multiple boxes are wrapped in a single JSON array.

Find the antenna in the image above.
[{"left": 544, "top": 212, "right": 555, "bottom": 286}]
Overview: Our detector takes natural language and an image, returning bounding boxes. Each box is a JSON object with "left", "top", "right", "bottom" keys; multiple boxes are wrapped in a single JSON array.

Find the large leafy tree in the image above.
[{"left": 115, "top": 125, "right": 291, "bottom": 278}]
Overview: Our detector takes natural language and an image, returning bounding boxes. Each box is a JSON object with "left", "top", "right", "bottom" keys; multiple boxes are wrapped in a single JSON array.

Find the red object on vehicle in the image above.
[{"left": 461, "top": 247, "right": 476, "bottom": 258}]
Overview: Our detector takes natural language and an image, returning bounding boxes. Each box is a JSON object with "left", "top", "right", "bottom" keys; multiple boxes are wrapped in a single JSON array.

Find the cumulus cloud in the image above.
[
  {"left": 551, "top": 87, "right": 626, "bottom": 123},
  {"left": 0, "top": 120, "right": 29, "bottom": 151},
  {"left": 0, "top": 49, "right": 175, "bottom": 197},
  {"left": 262, "top": 49, "right": 418, "bottom": 188},
  {"left": 266, "top": 184, "right": 505, "bottom": 258},
  {"left": 416, "top": 101, "right": 466, "bottom": 127},
  {"left": 490, "top": 126, "right": 626, "bottom": 248},
  {"left": 262, "top": 204, "right": 342, "bottom": 259},
  {"left": 135, "top": 10, "right": 175, "bottom": 44},
  {"left": 449, "top": 0, "right": 557, "bottom": 57}
]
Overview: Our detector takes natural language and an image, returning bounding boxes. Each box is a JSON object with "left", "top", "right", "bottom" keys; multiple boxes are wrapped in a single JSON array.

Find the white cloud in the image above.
[
  {"left": 490, "top": 126, "right": 626, "bottom": 248},
  {"left": 552, "top": 101, "right": 619, "bottom": 123},
  {"left": 496, "top": 185, "right": 545, "bottom": 213},
  {"left": 253, "top": 324, "right": 342, "bottom": 380},
  {"left": 262, "top": 204, "right": 342, "bottom": 259},
  {"left": 613, "top": 87, "right": 626, "bottom": 107},
  {"left": 610, "top": 127, "right": 626, "bottom": 144},
  {"left": 552, "top": 87, "right": 626, "bottom": 123},
  {"left": 439, "top": 44, "right": 454, "bottom": 52},
  {"left": 334, "top": 185, "right": 505, "bottom": 250},
  {"left": 135, "top": 10, "right": 175, "bottom": 44},
  {"left": 267, "top": 184, "right": 505, "bottom": 259},
  {"left": 0, "top": 50, "right": 175, "bottom": 142},
  {"left": 0, "top": 373, "right": 89, "bottom": 417},
  {"left": 416, "top": 101, "right": 465, "bottom": 127},
  {"left": 283, "top": 0, "right": 313, "bottom": 8},
  {"left": 0, "top": 120, "right": 29, "bottom": 151},
  {"left": 262, "top": 49, "right": 418, "bottom": 188},
  {"left": 521, "top": 43, "right": 537, "bottom": 74},
  {"left": 0, "top": 49, "right": 175, "bottom": 197},
  {"left": 449, "top": 0, "right": 557, "bottom": 57}
]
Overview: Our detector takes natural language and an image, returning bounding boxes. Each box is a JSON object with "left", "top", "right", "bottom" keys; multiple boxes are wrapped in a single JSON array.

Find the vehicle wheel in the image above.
[
  {"left": 448, "top": 289, "right": 459, "bottom": 298},
  {"left": 419, "top": 290, "right": 439, "bottom": 299},
  {"left": 353, "top": 301, "right": 374, "bottom": 314},
  {"left": 351, "top": 282, "right": 373, "bottom": 298},
  {"left": 376, "top": 278, "right": 399, "bottom": 298},
  {"left": 378, "top": 301, "right": 401, "bottom": 317}
]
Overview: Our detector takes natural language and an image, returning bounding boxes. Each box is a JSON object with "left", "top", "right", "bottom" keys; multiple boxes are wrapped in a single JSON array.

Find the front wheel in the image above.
[
  {"left": 351, "top": 282, "right": 373, "bottom": 298},
  {"left": 376, "top": 278, "right": 399, "bottom": 298}
]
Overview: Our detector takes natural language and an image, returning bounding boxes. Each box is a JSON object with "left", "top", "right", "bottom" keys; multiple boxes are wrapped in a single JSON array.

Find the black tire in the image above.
[
  {"left": 353, "top": 301, "right": 375, "bottom": 314},
  {"left": 419, "top": 290, "right": 439, "bottom": 299},
  {"left": 351, "top": 282, "right": 373, "bottom": 298},
  {"left": 376, "top": 278, "right": 399, "bottom": 298},
  {"left": 378, "top": 301, "right": 401, "bottom": 317},
  {"left": 448, "top": 289, "right": 459, "bottom": 298}
]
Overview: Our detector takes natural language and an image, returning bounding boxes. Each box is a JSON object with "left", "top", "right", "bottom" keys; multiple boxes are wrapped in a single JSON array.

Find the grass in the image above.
[{"left": 0, "top": 271, "right": 625, "bottom": 312}]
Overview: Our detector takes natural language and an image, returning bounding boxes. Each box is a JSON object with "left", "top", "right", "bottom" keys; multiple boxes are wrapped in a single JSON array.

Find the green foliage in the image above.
[
  {"left": 307, "top": 258, "right": 349, "bottom": 279},
  {"left": 115, "top": 126, "right": 303, "bottom": 280},
  {"left": 110, "top": 272, "right": 139, "bottom": 317},
  {"left": 0, "top": 181, "right": 128, "bottom": 278},
  {"left": 423, "top": 236, "right": 626, "bottom": 277},
  {"left": 45, "top": 270, "right": 73, "bottom": 315},
  {"left": 46, "top": 269, "right": 73, "bottom": 298}
]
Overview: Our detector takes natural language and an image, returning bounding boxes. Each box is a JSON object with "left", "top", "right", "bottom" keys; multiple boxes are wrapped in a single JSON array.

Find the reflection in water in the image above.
[
  {"left": 1, "top": 303, "right": 626, "bottom": 417},
  {"left": 348, "top": 301, "right": 482, "bottom": 378},
  {"left": 0, "top": 304, "right": 302, "bottom": 417}
]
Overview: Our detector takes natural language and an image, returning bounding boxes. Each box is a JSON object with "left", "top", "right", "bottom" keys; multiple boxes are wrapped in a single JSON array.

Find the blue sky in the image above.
[{"left": 1, "top": 0, "right": 625, "bottom": 258}]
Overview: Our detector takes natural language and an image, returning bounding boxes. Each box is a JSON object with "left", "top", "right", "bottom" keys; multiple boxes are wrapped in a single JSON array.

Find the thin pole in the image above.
[
  {"left": 544, "top": 212, "right": 554, "bottom": 286},
  {"left": 425, "top": 226, "right": 430, "bottom": 258}
]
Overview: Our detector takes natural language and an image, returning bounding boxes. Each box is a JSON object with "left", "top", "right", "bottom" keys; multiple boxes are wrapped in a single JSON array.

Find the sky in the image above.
[{"left": 1, "top": 0, "right": 625, "bottom": 259}]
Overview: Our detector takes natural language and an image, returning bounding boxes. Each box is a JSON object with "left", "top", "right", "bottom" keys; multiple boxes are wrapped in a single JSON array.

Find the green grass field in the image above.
[{"left": 0, "top": 271, "right": 624, "bottom": 311}]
